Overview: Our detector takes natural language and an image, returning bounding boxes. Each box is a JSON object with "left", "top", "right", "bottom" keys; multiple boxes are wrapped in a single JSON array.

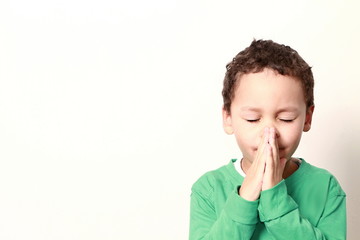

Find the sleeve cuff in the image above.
[
  {"left": 223, "top": 187, "right": 259, "bottom": 225},
  {"left": 258, "top": 180, "right": 298, "bottom": 222}
]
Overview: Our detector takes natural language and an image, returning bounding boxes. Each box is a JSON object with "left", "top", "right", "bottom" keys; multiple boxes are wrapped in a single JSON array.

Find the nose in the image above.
[{"left": 260, "top": 126, "right": 280, "bottom": 139}]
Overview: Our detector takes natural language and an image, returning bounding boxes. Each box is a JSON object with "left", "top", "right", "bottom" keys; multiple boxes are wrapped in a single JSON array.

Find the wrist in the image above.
[{"left": 239, "top": 186, "right": 259, "bottom": 201}]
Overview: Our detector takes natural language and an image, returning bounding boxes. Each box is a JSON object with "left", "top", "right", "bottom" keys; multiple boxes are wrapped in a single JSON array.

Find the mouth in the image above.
[{"left": 254, "top": 147, "right": 286, "bottom": 152}]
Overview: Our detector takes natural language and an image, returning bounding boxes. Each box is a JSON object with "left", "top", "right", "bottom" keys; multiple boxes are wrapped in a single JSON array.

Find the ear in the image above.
[
  {"left": 222, "top": 108, "right": 234, "bottom": 135},
  {"left": 303, "top": 105, "right": 315, "bottom": 132}
]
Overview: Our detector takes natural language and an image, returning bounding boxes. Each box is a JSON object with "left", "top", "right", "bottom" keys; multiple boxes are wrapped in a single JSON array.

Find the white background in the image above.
[{"left": 0, "top": 0, "right": 359, "bottom": 239}]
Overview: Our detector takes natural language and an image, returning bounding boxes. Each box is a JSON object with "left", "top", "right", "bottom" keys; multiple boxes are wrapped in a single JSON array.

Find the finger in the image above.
[
  {"left": 266, "top": 143, "right": 274, "bottom": 170},
  {"left": 250, "top": 127, "right": 269, "bottom": 176},
  {"left": 269, "top": 128, "right": 279, "bottom": 166},
  {"left": 262, "top": 144, "right": 273, "bottom": 190},
  {"left": 253, "top": 127, "right": 269, "bottom": 166},
  {"left": 259, "top": 127, "right": 270, "bottom": 158}
]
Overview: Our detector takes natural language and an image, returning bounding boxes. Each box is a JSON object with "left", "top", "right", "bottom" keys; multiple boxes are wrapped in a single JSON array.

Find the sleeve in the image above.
[
  {"left": 258, "top": 179, "right": 346, "bottom": 240},
  {"left": 189, "top": 187, "right": 259, "bottom": 240}
]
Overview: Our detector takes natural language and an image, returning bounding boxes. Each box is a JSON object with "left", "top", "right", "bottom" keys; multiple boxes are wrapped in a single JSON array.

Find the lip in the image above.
[{"left": 254, "top": 147, "right": 286, "bottom": 151}]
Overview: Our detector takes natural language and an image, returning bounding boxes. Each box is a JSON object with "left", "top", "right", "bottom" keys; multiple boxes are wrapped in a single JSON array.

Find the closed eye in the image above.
[
  {"left": 280, "top": 119, "right": 294, "bottom": 123},
  {"left": 246, "top": 119, "right": 260, "bottom": 123}
]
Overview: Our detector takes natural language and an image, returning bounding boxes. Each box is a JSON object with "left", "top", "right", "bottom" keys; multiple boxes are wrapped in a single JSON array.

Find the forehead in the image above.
[{"left": 233, "top": 69, "right": 306, "bottom": 110}]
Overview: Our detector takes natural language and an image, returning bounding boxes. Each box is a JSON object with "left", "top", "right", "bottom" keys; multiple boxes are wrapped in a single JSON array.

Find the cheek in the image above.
[
  {"left": 234, "top": 127, "right": 258, "bottom": 150},
  {"left": 279, "top": 124, "right": 303, "bottom": 148}
]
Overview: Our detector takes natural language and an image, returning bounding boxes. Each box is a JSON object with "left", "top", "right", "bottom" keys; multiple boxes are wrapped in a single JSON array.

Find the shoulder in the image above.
[
  {"left": 300, "top": 160, "right": 346, "bottom": 197},
  {"left": 191, "top": 162, "right": 232, "bottom": 197}
]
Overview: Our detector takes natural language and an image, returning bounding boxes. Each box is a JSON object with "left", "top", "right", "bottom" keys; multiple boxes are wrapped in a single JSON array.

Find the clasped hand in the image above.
[{"left": 239, "top": 127, "right": 287, "bottom": 201}]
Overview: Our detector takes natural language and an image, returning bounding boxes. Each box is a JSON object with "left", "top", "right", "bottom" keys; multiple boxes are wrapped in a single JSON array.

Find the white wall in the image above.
[{"left": 0, "top": 0, "right": 359, "bottom": 239}]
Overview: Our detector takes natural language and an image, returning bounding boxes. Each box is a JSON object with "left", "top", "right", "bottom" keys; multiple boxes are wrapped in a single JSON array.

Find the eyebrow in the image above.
[
  {"left": 240, "top": 106, "right": 300, "bottom": 113},
  {"left": 240, "top": 107, "right": 261, "bottom": 112},
  {"left": 276, "top": 107, "right": 300, "bottom": 113}
]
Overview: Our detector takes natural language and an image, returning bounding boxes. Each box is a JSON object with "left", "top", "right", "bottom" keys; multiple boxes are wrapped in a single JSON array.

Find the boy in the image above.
[{"left": 189, "top": 40, "right": 346, "bottom": 239}]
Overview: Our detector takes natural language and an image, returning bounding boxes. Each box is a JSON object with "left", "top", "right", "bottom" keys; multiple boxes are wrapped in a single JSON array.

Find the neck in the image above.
[{"left": 283, "top": 158, "right": 300, "bottom": 178}]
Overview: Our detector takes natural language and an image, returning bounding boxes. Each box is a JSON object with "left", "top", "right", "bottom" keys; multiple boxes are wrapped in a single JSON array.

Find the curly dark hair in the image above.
[{"left": 222, "top": 39, "right": 314, "bottom": 113}]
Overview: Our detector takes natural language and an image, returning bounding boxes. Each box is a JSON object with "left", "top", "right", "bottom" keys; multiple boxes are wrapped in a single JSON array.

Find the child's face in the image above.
[{"left": 223, "top": 68, "right": 314, "bottom": 164}]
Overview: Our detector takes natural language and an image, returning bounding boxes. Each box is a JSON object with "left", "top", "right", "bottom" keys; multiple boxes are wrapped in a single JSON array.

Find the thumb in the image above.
[{"left": 280, "top": 158, "right": 287, "bottom": 171}]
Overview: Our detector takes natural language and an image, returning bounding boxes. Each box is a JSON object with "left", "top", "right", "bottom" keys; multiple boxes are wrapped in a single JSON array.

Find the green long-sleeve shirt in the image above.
[{"left": 189, "top": 159, "right": 346, "bottom": 239}]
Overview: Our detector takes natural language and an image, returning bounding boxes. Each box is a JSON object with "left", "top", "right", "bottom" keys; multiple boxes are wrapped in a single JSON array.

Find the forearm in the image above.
[
  {"left": 190, "top": 211, "right": 256, "bottom": 240},
  {"left": 190, "top": 189, "right": 259, "bottom": 240},
  {"left": 259, "top": 180, "right": 346, "bottom": 240},
  {"left": 263, "top": 209, "right": 328, "bottom": 240}
]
